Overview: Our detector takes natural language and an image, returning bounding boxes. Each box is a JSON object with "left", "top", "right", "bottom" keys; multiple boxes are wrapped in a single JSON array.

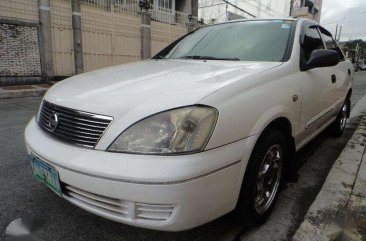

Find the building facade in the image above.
[
  {"left": 0, "top": 0, "right": 196, "bottom": 86},
  {"left": 290, "top": 0, "right": 322, "bottom": 22},
  {"left": 198, "top": 0, "right": 291, "bottom": 23}
]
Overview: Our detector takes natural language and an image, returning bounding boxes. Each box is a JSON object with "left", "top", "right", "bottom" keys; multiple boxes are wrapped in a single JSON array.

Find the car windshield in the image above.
[{"left": 164, "top": 20, "right": 294, "bottom": 62}]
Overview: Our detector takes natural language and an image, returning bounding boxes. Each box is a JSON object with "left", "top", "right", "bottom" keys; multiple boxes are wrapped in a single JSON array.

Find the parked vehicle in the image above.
[
  {"left": 360, "top": 64, "right": 366, "bottom": 71},
  {"left": 25, "top": 18, "right": 353, "bottom": 231}
]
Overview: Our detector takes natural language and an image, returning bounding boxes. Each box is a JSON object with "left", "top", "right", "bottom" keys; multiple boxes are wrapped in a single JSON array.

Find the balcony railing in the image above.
[{"left": 80, "top": 0, "right": 194, "bottom": 25}]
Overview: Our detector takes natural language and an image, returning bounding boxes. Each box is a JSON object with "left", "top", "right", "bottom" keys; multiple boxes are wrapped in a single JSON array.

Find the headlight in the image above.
[{"left": 108, "top": 106, "right": 218, "bottom": 154}]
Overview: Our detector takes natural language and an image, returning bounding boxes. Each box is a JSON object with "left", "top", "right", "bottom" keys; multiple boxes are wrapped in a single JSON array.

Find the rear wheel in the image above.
[
  {"left": 236, "top": 129, "right": 287, "bottom": 225},
  {"left": 329, "top": 98, "right": 350, "bottom": 137}
]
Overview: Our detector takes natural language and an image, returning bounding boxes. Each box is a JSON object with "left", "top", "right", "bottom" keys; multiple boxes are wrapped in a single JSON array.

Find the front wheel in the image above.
[
  {"left": 236, "top": 129, "right": 287, "bottom": 225},
  {"left": 329, "top": 98, "right": 350, "bottom": 137}
]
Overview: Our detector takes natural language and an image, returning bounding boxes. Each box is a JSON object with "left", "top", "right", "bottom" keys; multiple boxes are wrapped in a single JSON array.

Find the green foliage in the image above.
[{"left": 344, "top": 39, "right": 366, "bottom": 51}]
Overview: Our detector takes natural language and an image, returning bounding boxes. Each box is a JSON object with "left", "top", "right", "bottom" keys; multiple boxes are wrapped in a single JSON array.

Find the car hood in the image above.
[{"left": 45, "top": 59, "right": 280, "bottom": 119}]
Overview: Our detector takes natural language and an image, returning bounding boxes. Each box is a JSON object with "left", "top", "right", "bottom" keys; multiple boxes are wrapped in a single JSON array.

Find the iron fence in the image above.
[{"left": 80, "top": 0, "right": 192, "bottom": 25}]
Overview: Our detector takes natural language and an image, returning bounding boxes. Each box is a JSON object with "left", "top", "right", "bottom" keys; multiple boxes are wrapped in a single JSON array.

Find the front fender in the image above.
[
  {"left": 250, "top": 105, "right": 295, "bottom": 137},
  {"left": 200, "top": 61, "right": 301, "bottom": 151}
]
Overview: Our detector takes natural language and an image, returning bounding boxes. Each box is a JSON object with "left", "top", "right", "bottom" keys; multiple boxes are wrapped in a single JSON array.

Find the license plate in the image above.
[{"left": 30, "top": 155, "right": 62, "bottom": 197}]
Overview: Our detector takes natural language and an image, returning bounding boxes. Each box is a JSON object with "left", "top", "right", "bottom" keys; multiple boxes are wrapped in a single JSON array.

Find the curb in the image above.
[
  {"left": 0, "top": 86, "right": 48, "bottom": 99},
  {"left": 292, "top": 115, "right": 366, "bottom": 240}
]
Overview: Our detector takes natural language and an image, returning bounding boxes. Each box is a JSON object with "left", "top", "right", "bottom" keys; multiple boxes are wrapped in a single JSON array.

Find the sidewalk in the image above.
[
  {"left": 0, "top": 84, "right": 52, "bottom": 99},
  {"left": 293, "top": 97, "right": 366, "bottom": 241}
]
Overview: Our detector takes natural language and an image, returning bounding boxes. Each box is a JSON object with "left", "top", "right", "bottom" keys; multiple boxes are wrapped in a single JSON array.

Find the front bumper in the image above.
[{"left": 25, "top": 117, "right": 257, "bottom": 231}]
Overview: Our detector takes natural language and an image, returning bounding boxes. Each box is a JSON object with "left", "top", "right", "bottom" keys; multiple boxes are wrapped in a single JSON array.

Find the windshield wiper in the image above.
[
  {"left": 153, "top": 55, "right": 166, "bottom": 59},
  {"left": 179, "top": 55, "right": 240, "bottom": 61}
]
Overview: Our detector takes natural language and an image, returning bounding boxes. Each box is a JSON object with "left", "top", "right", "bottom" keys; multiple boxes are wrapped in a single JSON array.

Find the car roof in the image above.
[
  {"left": 206, "top": 18, "right": 297, "bottom": 27},
  {"left": 203, "top": 18, "right": 332, "bottom": 35}
]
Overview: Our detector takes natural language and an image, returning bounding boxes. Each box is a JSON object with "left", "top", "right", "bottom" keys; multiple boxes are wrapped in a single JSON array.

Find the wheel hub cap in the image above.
[
  {"left": 340, "top": 103, "right": 348, "bottom": 131},
  {"left": 254, "top": 144, "right": 283, "bottom": 214}
]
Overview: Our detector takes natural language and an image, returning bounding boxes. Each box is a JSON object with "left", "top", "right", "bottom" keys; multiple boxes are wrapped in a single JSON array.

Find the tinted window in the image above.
[
  {"left": 302, "top": 27, "right": 324, "bottom": 61},
  {"left": 165, "top": 21, "right": 294, "bottom": 62},
  {"left": 320, "top": 32, "right": 345, "bottom": 61}
]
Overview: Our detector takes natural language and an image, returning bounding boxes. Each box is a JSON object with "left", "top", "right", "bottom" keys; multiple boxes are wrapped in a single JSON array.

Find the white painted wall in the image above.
[{"left": 199, "top": 0, "right": 291, "bottom": 23}]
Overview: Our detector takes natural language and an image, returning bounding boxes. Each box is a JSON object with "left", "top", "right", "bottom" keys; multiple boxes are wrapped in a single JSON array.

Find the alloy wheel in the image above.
[
  {"left": 339, "top": 103, "right": 348, "bottom": 131},
  {"left": 254, "top": 144, "right": 283, "bottom": 214}
]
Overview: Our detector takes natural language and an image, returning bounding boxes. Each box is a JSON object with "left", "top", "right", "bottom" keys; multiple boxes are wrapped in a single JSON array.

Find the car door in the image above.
[
  {"left": 318, "top": 29, "right": 349, "bottom": 111},
  {"left": 296, "top": 23, "right": 337, "bottom": 145}
]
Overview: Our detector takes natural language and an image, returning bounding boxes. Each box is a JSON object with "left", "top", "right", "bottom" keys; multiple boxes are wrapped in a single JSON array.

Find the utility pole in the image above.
[
  {"left": 335, "top": 24, "right": 338, "bottom": 39},
  {"left": 191, "top": 0, "right": 198, "bottom": 19},
  {"left": 337, "top": 26, "right": 342, "bottom": 42},
  {"left": 38, "top": 0, "right": 54, "bottom": 82},
  {"left": 289, "top": 0, "right": 294, "bottom": 16},
  {"left": 71, "top": 0, "right": 84, "bottom": 74},
  {"left": 225, "top": 3, "right": 228, "bottom": 21},
  {"left": 139, "top": 0, "right": 151, "bottom": 60}
]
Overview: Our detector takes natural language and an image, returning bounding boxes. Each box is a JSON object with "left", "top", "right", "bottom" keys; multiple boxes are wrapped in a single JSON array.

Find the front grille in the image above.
[
  {"left": 38, "top": 101, "right": 113, "bottom": 148},
  {"left": 63, "top": 184, "right": 176, "bottom": 222}
]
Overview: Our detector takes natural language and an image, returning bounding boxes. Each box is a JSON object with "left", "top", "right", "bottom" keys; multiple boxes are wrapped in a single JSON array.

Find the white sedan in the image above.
[{"left": 25, "top": 18, "right": 353, "bottom": 231}]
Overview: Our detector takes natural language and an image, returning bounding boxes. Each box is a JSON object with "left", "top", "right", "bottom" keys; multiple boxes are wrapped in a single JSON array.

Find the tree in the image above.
[{"left": 344, "top": 39, "right": 366, "bottom": 51}]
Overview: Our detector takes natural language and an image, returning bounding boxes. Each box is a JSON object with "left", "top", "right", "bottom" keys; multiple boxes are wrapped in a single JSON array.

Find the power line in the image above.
[
  {"left": 322, "top": 12, "right": 366, "bottom": 25},
  {"left": 199, "top": 2, "right": 226, "bottom": 8},
  {"left": 322, "top": 19, "right": 366, "bottom": 27},
  {"left": 227, "top": 0, "right": 288, "bottom": 18},
  {"left": 234, "top": 0, "right": 276, "bottom": 17},
  {"left": 202, "top": 9, "right": 229, "bottom": 23},
  {"left": 200, "top": 0, "right": 288, "bottom": 22},
  {"left": 213, "top": 10, "right": 229, "bottom": 21},
  {"left": 239, "top": 0, "right": 285, "bottom": 16},
  {"left": 220, "top": 0, "right": 281, "bottom": 17},
  {"left": 339, "top": 25, "right": 366, "bottom": 29},
  {"left": 222, "top": 0, "right": 256, "bottom": 18},
  {"left": 341, "top": 33, "right": 366, "bottom": 37}
]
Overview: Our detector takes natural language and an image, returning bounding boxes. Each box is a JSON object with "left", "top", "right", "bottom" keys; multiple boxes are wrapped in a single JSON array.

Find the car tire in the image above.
[
  {"left": 329, "top": 98, "right": 350, "bottom": 138},
  {"left": 236, "top": 129, "right": 287, "bottom": 226}
]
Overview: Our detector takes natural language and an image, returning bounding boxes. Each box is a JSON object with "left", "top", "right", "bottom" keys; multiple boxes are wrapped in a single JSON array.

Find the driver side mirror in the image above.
[{"left": 305, "top": 49, "right": 340, "bottom": 70}]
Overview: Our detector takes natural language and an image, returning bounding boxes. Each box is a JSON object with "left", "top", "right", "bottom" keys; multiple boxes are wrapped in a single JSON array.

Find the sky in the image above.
[{"left": 320, "top": 0, "right": 366, "bottom": 41}]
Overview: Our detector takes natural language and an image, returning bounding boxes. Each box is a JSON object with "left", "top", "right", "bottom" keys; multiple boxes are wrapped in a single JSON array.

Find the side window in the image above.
[
  {"left": 302, "top": 27, "right": 324, "bottom": 61},
  {"left": 320, "top": 32, "right": 345, "bottom": 61}
]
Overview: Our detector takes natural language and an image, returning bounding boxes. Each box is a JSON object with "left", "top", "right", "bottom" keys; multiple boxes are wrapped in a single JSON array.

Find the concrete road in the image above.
[{"left": 1, "top": 72, "right": 366, "bottom": 241}]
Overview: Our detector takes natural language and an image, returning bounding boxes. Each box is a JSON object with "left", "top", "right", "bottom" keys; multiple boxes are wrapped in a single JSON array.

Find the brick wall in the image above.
[{"left": 0, "top": 23, "right": 41, "bottom": 78}]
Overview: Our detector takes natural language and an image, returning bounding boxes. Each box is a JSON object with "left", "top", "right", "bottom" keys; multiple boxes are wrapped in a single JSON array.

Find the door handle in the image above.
[{"left": 331, "top": 74, "right": 336, "bottom": 83}]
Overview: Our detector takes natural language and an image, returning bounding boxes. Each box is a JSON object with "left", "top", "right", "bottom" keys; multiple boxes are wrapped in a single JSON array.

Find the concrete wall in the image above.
[
  {"left": 50, "top": 1, "right": 189, "bottom": 75},
  {"left": 80, "top": 4, "right": 141, "bottom": 73},
  {"left": 0, "top": 0, "right": 196, "bottom": 85},
  {"left": 50, "top": 0, "right": 75, "bottom": 76},
  {"left": 0, "top": 0, "right": 39, "bottom": 22},
  {"left": 151, "top": 20, "right": 188, "bottom": 56},
  {"left": 227, "top": 11, "right": 246, "bottom": 21},
  {"left": 0, "top": 22, "right": 42, "bottom": 86},
  {"left": 199, "top": 0, "right": 291, "bottom": 23},
  {"left": 0, "top": 0, "right": 42, "bottom": 86}
]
